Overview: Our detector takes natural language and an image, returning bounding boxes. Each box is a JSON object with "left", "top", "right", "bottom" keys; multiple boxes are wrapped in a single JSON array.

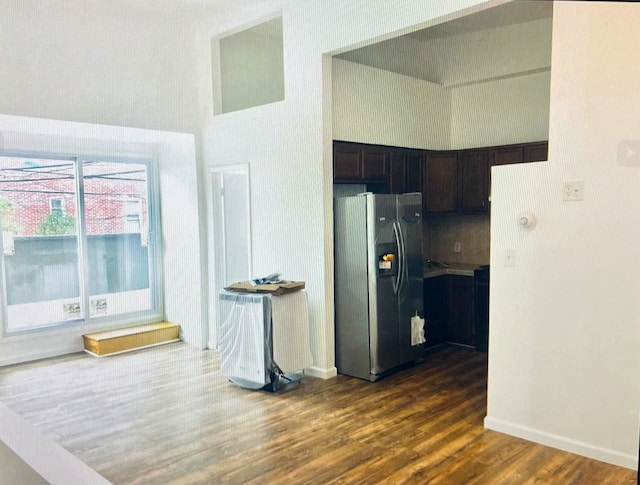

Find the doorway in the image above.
[{"left": 208, "top": 164, "right": 252, "bottom": 349}]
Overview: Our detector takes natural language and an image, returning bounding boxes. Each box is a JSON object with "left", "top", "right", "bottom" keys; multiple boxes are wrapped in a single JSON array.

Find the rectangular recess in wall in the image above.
[{"left": 212, "top": 17, "right": 285, "bottom": 115}]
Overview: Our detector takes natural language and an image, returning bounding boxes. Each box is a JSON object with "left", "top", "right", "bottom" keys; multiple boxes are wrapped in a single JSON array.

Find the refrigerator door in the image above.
[
  {"left": 368, "top": 194, "right": 401, "bottom": 375},
  {"left": 397, "top": 193, "right": 425, "bottom": 360}
]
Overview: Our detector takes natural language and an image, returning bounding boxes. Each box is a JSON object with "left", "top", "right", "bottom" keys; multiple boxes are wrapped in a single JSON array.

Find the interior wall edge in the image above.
[{"left": 305, "top": 365, "right": 338, "bottom": 380}]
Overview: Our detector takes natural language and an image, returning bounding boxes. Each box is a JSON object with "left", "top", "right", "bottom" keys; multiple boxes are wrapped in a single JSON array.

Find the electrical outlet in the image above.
[
  {"left": 453, "top": 242, "right": 461, "bottom": 253},
  {"left": 563, "top": 180, "right": 584, "bottom": 201}
]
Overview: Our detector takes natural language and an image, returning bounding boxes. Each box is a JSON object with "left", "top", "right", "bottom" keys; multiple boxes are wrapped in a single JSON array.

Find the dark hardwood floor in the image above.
[{"left": 0, "top": 343, "right": 635, "bottom": 485}]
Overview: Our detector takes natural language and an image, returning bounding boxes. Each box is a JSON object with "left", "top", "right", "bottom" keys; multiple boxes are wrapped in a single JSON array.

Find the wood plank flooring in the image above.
[{"left": 0, "top": 343, "right": 635, "bottom": 485}]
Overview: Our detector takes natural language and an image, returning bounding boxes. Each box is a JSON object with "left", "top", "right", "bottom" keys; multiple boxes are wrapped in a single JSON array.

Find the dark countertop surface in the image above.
[{"left": 423, "top": 262, "right": 486, "bottom": 278}]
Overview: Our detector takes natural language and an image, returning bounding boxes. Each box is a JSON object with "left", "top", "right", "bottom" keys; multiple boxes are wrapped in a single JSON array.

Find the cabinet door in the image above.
[
  {"left": 424, "top": 276, "right": 447, "bottom": 346},
  {"left": 333, "top": 142, "right": 362, "bottom": 180},
  {"left": 405, "top": 151, "right": 423, "bottom": 193},
  {"left": 362, "top": 146, "right": 389, "bottom": 180},
  {"left": 493, "top": 145, "right": 524, "bottom": 165},
  {"left": 460, "top": 149, "right": 489, "bottom": 212},
  {"left": 389, "top": 151, "right": 407, "bottom": 194},
  {"left": 390, "top": 150, "right": 423, "bottom": 194},
  {"left": 524, "top": 142, "right": 548, "bottom": 162},
  {"left": 423, "top": 152, "right": 458, "bottom": 213},
  {"left": 447, "top": 276, "right": 474, "bottom": 346}
]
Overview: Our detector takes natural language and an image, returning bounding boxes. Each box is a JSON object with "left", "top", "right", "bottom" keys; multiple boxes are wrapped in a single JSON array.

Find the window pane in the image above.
[
  {"left": 83, "top": 161, "right": 152, "bottom": 317},
  {"left": 0, "top": 156, "right": 83, "bottom": 331}
]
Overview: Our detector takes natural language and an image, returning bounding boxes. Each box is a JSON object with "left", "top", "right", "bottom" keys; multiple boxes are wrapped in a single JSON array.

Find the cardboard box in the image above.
[{"left": 225, "top": 280, "right": 305, "bottom": 296}]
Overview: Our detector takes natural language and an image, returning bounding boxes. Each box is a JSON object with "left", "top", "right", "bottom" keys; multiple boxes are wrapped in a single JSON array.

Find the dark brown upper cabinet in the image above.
[
  {"left": 362, "top": 145, "right": 389, "bottom": 180},
  {"left": 423, "top": 151, "right": 458, "bottom": 213},
  {"left": 333, "top": 142, "right": 362, "bottom": 180},
  {"left": 493, "top": 145, "right": 525, "bottom": 165},
  {"left": 390, "top": 149, "right": 423, "bottom": 194},
  {"left": 460, "top": 149, "right": 489, "bottom": 213},
  {"left": 524, "top": 141, "right": 549, "bottom": 162}
]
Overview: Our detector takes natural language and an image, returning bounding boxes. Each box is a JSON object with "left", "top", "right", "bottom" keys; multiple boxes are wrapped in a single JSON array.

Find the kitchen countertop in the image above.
[{"left": 423, "top": 262, "right": 486, "bottom": 278}]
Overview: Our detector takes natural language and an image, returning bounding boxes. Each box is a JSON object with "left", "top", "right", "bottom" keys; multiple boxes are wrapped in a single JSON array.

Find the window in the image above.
[
  {"left": 49, "top": 197, "right": 64, "bottom": 215},
  {"left": 214, "top": 16, "right": 285, "bottom": 114},
  {"left": 124, "top": 198, "right": 141, "bottom": 233},
  {"left": 0, "top": 154, "right": 161, "bottom": 333}
]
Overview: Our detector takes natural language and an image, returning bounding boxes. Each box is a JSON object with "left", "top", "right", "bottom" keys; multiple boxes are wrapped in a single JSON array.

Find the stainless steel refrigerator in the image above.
[{"left": 334, "top": 192, "right": 425, "bottom": 381}]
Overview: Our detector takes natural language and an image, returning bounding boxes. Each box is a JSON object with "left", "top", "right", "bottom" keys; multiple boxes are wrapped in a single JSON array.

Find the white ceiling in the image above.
[{"left": 336, "top": 1, "right": 553, "bottom": 85}]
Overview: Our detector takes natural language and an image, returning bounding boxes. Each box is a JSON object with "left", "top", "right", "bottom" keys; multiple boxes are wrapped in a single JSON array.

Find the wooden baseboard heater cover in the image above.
[{"left": 83, "top": 322, "right": 181, "bottom": 357}]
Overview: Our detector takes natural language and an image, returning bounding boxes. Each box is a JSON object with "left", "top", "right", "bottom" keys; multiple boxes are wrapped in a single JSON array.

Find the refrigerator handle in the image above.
[
  {"left": 392, "top": 222, "right": 402, "bottom": 295},
  {"left": 397, "top": 221, "right": 407, "bottom": 292}
]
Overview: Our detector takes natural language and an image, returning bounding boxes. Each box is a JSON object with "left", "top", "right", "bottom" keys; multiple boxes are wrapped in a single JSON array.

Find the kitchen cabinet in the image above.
[
  {"left": 423, "top": 276, "right": 447, "bottom": 346},
  {"left": 333, "top": 142, "right": 362, "bottom": 180},
  {"left": 459, "top": 149, "right": 489, "bottom": 212},
  {"left": 334, "top": 140, "right": 548, "bottom": 202},
  {"left": 423, "top": 151, "right": 458, "bottom": 213},
  {"left": 524, "top": 141, "right": 548, "bottom": 162},
  {"left": 491, "top": 141, "right": 548, "bottom": 165},
  {"left": 493, "top": 145, "right": 524, "bottom": 165},
  {"left": 473, "top": 266, "right": 489, "bottom": 352},
  {"left": 423, "top": 274, "right": 475, "bottom": 347},
  {"left": 390, "top": 149, "right": 423, "bottom": 194},
  {"left": 362, "top": 145, "right": 389, "bottom": 180},
  {"left": 333, "top": 141, "right": 389, "bottom": 181},
  {"left": 447, "top": 275, "right": 474, "bottom": 346}
]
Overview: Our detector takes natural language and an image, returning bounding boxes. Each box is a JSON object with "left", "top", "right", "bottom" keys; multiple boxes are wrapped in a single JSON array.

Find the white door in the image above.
[{"left": 209, "top": 164, "right": 251, "bottom": 349}]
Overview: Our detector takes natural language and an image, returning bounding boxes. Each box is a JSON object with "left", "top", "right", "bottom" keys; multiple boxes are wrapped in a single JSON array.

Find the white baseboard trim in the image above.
[
  {"left": 0, "top": 402, "right": 113, "bottom": 485},
  {"left": 484, "top": 415, "right": 637, "bottom": 470},
  {"left": 306, "top": 366, "right": 338, "bottom": 379},
  {"left": 0, "top": 344, "right": 83, "bottom": 367}
]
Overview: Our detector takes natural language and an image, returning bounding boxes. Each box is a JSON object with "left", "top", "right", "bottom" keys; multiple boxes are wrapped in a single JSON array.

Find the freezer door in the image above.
[
  {"left": 334, "top": 195, "right": 372, "bottom": 380},
  {"left": 397, "top": 193, "right": 425, "bottom": 360},
  {"left": 368, "top": 194, "right": 401, "bottom": 375}
]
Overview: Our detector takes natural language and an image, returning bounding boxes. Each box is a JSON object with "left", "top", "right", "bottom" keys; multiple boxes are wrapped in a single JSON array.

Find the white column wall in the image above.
[{"left": 486, "top": 1, "right": 640, "bottom": 468}]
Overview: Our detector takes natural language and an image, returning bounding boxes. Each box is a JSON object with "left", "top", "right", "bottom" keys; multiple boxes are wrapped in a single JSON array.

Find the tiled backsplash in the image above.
[{"left": 423, "top": 214, "right": 490, "bottom": 265}]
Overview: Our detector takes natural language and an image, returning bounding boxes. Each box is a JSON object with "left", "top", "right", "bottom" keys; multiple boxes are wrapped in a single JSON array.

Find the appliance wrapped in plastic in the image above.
[{"left": 218, "top": 290, "right": 312, "bottom": 391}]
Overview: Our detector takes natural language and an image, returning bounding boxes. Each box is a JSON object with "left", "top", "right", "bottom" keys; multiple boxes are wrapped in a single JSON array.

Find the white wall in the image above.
[
  {"left": 486, "top": 1, "right": 640, "bottom": 468},
  {"left": 0, "top": 0, "right": 199, "bottom": 134},
  {"left": 429, "top": 17, "right": 551, "bottom": 87},
  {"left": 450, "top": 70, "right": 550, "bottom": 148},
  {"left": 0, "top": 440, "right": 49, "bottom": 485},
  {"left": 0, "top": 402, "right": 111, "bottom": 485},
  {"left": 332, "top": 58, "right": 451, "bottom": 149},
  {"left": 0, "top": 115, "right": 205, "bottom": 364},
  {"left": 333, "top": 15, "right": 551, "bottom": 151}
]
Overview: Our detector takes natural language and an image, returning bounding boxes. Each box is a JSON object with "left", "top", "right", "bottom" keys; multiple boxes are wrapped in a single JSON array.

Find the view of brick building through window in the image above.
[{"left": 0, "top": 157, "right": 148, "bottom": 238}]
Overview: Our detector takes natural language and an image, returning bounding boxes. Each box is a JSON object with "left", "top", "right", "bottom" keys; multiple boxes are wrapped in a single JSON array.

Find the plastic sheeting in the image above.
[
  {"left": 218, "top": 292, "right": 272, "bottom": 389},
  {"left": 218, "top": 290, "right": 312, "bottom": 390}
]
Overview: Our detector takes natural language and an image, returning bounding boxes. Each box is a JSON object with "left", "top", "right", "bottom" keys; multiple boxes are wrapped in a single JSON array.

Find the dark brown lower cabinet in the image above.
[
  {"left": 423, "top": 275, "right": 474, "bottom": 347},
  {"left": 447, "top": 276, "right": 474, "bottom": 346},
  {"left": 424, "top": 276, "right": 447, "bottom": 346}
]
